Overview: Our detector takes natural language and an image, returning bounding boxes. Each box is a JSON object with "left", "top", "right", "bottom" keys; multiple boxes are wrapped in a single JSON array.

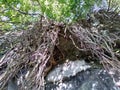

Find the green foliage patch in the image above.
[
  {"left": 0, "top": 0, "right": 40, "bottom": 31},
  {"left": 1, "top": 0, "right": 120, "bottom": 30},
  {"left": 39, "top": 0, "right": 98, "bottom": 22}
]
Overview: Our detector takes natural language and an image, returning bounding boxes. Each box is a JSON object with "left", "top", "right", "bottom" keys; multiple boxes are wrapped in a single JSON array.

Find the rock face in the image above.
[
  {"left": 8, "top": 79, "right": 18, "bottom": 90},
  {"left": 46, "top": 60, "right": 91, "bottom": 82},
  {"left": 4, "top": 59, "right": 120, "bottom": 90},
  {"left": 45, "top": 60, "right": 120, "bottom": 90}
]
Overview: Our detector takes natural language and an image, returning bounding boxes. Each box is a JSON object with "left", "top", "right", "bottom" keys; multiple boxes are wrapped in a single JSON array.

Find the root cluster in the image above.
[{"left": 0, "top": 10, "right": 120, "bottom": 89}]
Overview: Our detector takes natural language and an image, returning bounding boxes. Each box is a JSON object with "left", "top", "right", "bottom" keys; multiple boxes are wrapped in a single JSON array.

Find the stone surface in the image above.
[
  {"left": 4, "top": 59, "right": 120, "bottom": 90},
  {"left": 8, "top": 79, "right": 18, "bottom": 90},
  {"left": 46, "top": 60, "right": 91, "bottom": 82},
  {"left": 45, "top": 69, "right": 120, "bottom": 90},
  {"left": 45, "top": 60, "right": 120, "bottom": 90}
]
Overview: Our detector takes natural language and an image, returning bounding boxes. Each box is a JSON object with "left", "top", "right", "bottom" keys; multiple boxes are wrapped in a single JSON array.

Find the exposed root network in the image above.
[{"left": 0, "top": 10, "right": 120, "bottom": 90}]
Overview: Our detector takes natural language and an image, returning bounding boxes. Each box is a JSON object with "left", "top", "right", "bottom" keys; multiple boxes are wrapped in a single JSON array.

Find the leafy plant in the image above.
[{"left": 39, "top": 0, "right": 99, "bottom": 22}]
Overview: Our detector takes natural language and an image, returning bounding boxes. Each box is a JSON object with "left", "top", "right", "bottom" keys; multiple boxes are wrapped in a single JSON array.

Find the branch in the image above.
[{"left": 11, "top": 6, "right": 40, "bottom": 16}]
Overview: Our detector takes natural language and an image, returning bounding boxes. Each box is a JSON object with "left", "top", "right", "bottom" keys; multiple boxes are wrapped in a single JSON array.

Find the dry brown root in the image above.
[
  {"left": 0, "top": 19, "right": 61, "bottom": 90},
  {"left": 68, "top": 23, "right": 120, "bottom": 83}
]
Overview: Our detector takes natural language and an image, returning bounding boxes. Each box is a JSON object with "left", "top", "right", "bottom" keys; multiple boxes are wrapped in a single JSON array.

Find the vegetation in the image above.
[
  {"left": 0, "top": 0, "right": 120, "bottom": 90},
  {"left": 0, "top": 0, "right": 102, "bottom": 30}
]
